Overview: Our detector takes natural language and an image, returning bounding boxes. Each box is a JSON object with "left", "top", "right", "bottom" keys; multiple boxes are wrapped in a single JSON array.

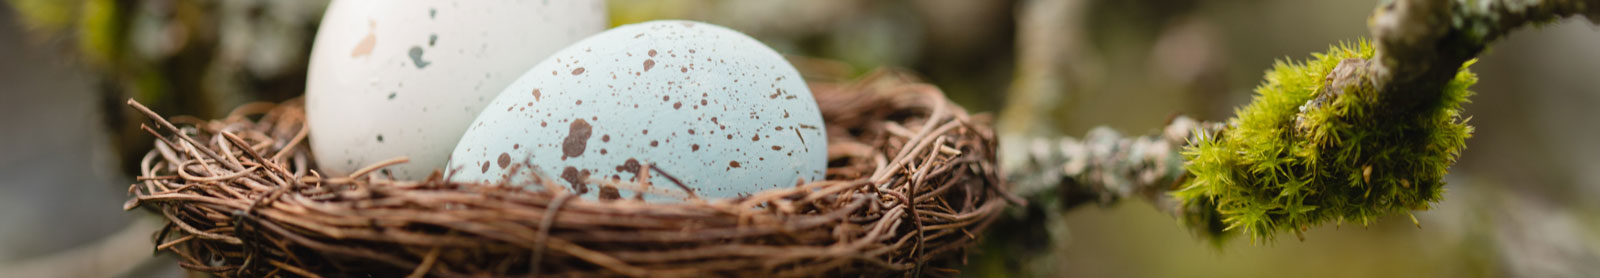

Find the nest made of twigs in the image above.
[{"left": 125, "top": 70, "right": 1013, "bottom": 277}]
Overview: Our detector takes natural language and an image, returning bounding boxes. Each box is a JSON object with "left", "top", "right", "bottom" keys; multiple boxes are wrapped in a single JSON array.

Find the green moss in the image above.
[{"left": 1175, "top": 40, "right": 1475, "bottom": 242}]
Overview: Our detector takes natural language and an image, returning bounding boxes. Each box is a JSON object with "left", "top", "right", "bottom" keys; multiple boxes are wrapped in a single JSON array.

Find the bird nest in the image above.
[{"left": 125, "top": 70, "right": 1012, "bottom": 277}]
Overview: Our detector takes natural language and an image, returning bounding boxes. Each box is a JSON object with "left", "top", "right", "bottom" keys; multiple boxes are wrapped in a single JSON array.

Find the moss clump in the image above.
[{"left": 1175, "top": 40, "right": 1475, "bottom": 242}]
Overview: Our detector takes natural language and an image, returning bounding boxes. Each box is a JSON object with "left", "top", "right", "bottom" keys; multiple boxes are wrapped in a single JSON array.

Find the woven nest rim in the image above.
[{"left": 126, "top": 70, "right": 1012, "bottom": 277}]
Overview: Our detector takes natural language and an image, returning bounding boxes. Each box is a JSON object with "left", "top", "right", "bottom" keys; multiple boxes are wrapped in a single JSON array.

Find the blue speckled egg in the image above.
[{"left": 447, "top": 20, "right": 828, "bottom": 202}]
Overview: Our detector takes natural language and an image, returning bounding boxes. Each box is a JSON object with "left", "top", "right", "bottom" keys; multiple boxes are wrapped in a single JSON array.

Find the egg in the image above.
[
  {"left": 446, "top": 20, "right": 827, "bottom": 201},
  {"left": 305, "top": 0, "right": 606, "bottom": 179}
]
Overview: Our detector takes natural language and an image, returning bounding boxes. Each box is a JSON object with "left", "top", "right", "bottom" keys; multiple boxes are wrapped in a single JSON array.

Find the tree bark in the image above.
[{"left": 1366, "top": 0, "right": 1599, "bottom": 116}]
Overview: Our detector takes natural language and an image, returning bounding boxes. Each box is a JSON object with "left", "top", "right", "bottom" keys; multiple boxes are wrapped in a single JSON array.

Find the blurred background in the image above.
[{"left": 1, "top": 0, "right": 1597, "bottom": 277}]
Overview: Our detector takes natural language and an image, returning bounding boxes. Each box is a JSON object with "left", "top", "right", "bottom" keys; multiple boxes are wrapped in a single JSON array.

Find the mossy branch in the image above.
[
  {"left": 1001, "top": 0, "right": 1598, "bottom": 243},
  {"left": 1178, "top": 41, "right": 1477, "bottom": 242}
]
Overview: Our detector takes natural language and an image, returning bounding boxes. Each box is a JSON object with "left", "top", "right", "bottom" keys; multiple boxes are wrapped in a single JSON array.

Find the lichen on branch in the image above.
[
  {"left": 998, "top": 0, "right": 1597, "bottom": 244},
  {"left": 1369, "top": 0, "right": 1598, "bottom": 116},
  {"left": 1175, "top": 41, "right": 1476, "bottom": 242},
  {"left": 1004, "top": 116, "right": 1219, "bottom": 213}
]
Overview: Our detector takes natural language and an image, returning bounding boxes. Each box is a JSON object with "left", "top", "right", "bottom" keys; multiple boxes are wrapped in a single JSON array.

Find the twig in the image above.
[
  {"left": 345, "top": 157, "right": 411, "bottom": 180},
  {"left": 530, "top": 193, "right": 575, "bottom": 276},
  {"left": 1362, "top": 0, "right": 1599, "bottom": 116},
  {"left": 128, "top": 99, "right": 245, "bottom": 172},
  {"left": 1002, "top": 116, "right": 1220, "bottom": 213},
  {"left": 648, "top": 163, "right": 700, "bottom": 200}
]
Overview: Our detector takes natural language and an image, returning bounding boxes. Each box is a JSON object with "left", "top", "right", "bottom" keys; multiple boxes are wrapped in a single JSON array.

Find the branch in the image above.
[
  {"left": 997, "top": 0, "right": 1092, "bottom": 137},
  {"left": 999, "top": 0, "right": 1599, "bottom": 237},
  {"left": 1002, "top": 116, "right": 1221, "bottom": 213},
  {"left": 1365, "top": 0, "right": 1599, "bottom": 115}
]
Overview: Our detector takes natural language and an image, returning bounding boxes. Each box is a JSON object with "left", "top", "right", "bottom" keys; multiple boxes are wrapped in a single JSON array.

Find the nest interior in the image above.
[{"left": 126, "top": 70, "right": 1012, "bottom": 277}]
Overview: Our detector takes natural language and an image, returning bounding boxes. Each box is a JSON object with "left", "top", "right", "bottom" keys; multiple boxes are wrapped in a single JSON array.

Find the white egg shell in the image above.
[
  {"left": 447, "top": 20, "right": 827, "bottom": 201},
  {"left": 306, "top": 0, "right": 606, "bottom": 179}
]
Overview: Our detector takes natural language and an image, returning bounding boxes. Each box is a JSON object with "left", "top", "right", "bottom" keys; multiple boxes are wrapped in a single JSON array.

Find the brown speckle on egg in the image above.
[
  {"left": 561, "top": 119, "right": 593, "bottom": 160},
  {"left": 350, "top": 20, "right": 377, "bottom": 58},
  {"left": 616, "top": 158, "right": 642, "bottom": 177},
  {"left": 497, "top": 153, "right": 511, "bottom": 169},
  {"left": 560, "top": 166, "right": 590, "bottom": 194}
]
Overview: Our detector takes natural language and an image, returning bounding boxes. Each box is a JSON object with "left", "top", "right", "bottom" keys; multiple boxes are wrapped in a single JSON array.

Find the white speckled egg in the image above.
[
  {"left": 306, "top": 0, "right": 606, "bottom": 179},
  {"left": 447, "top": 20, "right": 827, "bottom": 201}
]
